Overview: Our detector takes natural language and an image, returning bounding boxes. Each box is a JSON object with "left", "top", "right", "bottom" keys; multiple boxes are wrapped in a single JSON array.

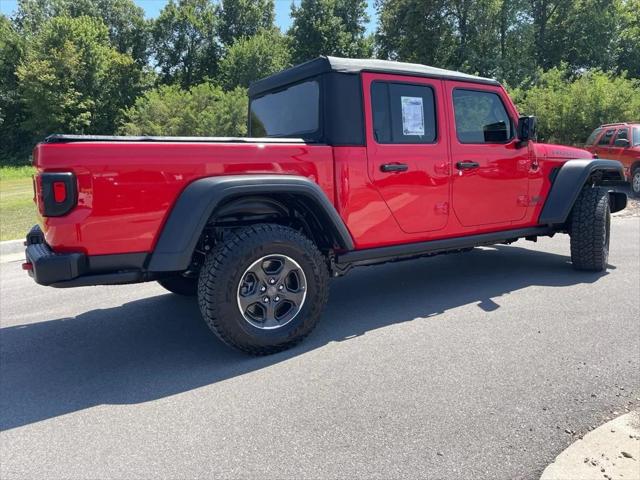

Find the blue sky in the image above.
[{"left": 0, "top": 0, "right": 378, "bottom": 33}]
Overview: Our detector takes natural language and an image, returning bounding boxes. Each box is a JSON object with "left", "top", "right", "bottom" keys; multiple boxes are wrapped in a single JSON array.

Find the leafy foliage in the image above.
[
  {"left": 0, "top": 16, "right": 28, "bottom": 165},
  {"left": 1, "top": 0, "right": 640, "bottom": 167},
  {"left": 119, "top": 83, "right": 248, "bottom": 136},
  {"left": 151, "top": 0, "right": 220, "bottom": 87},
  {"left": 17, "top": 15, "right": 148, "bottom": 140},
  {"left": 289, "top": 0, "right": 372, "bottom": 63},
  {"left": 217, "top": 0, "right": 275, "bottom": 47},
  {"left": 510, "top": 66, "right": 640, "bottom": 144},
  {"left": 218, "top": 29, "right": 290, "bottom": 89},
  {"left": 13, "top": 0, "right": 150, "bottom": 64}
]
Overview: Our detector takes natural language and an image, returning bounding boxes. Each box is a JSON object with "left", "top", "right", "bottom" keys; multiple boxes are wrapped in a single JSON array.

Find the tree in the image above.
[
  {"left": 151, "top": 0, "right": 220, "bottom": 88},
  {"left": 119, "top": 83, "right": 248, "bottom": 136},
  {"left": 542, "top": 0, "right": 619, "bottom": 72},
  {"left": 376, "top": 0, "right": 457, "bottom": 67},
  {"left": 218, "top": 29, "right": 290, "bottom": 89},
  {"left": 510, "top": 65, "right": 640, "bottom": 144},
  {"left": 17, "top": 15, "right": 147, "bottom": 139},
  {"left": 289, "top": 0, "right": 372, "bottom": 64},
  {"left": 13, "top": 0, "right": 150, "bottom": 64},
  {"left": 615, "top": 0, "right": 640, "bottom": 78},
  {"left": 0, "top": 15, "right": 29, "bottom": 164},
  {"left": 218, "top": 0, "right": 275, "bottom": 47}
]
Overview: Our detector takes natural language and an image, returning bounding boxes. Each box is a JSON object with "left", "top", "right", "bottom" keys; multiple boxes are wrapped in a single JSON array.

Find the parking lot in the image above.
[{"left": 1, "top": 216, "right": 638, "bottom": 479}]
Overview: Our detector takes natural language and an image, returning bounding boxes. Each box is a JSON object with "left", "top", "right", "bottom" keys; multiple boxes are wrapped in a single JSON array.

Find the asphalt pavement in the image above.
[{"left": 1, "top": 217, "right": 639, "bottom": 479}]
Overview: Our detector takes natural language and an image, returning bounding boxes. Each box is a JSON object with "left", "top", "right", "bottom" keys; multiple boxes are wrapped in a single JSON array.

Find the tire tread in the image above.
[{"left": 197, "top": 224, "right": 328, "bottom": 355}]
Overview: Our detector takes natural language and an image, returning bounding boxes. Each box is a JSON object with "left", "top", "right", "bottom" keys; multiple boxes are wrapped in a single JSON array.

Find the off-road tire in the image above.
[
  {"left": 198, "top": 224, "right": 329, "bottom": 355},
  {"left": 157, "top": 275, "right": 198, "bottom": 296},
  {"left": 569, "top": 187, "right": 611, "bottom": 272},
  {"left": 631, "top": 166, "right": 640, "bottom": 198}
]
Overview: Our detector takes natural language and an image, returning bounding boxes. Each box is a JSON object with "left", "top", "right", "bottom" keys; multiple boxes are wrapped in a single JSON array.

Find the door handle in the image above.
[
  {"left": 456, "top": 161, "right": 480, "bottom": 170},
  {"left": 380, "top": 163, "right": 409, "bottom": 172}
]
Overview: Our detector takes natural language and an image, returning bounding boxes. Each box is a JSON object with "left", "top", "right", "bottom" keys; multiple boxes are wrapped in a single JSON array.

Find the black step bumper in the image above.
[{"left": 24, "top": 225, "right": 147, "bottom": 287}]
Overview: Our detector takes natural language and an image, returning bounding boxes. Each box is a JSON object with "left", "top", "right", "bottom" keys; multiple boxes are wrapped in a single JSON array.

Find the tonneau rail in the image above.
[{"left": 42, "top": 134, "right": 309, "bottom": 144}]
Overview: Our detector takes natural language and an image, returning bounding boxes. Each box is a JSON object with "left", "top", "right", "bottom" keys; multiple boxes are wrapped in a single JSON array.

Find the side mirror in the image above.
[
  {"left": 517, "top": 116, "right": 537, "bottom": 144},
  {"left": 614, "top": 138, "right": 630, "bottom": 147}
]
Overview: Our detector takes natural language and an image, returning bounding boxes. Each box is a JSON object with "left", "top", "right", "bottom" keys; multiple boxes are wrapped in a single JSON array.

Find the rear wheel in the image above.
[
  {"left": 157, "top": 275, "right": 198, "bottom": 296},
  {"left": 198, "top": 224, "right": 329, "bottom": 355},
  {"left": 569, "top": 187, "right": 611, "bottom": 271}
]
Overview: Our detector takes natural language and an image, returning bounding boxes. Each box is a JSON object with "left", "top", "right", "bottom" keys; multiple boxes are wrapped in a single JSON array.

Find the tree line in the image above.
[{"left": 1, "top": 0, "right": 639, "bottom": 165}]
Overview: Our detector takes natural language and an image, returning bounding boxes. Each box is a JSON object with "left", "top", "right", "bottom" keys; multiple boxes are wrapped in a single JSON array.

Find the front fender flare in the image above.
[
  {"left": 148, "top": 175, "right": 354, "bottom": 272},
  {"left": 538, "top": 159, "right": 625, "bottom": 225}
]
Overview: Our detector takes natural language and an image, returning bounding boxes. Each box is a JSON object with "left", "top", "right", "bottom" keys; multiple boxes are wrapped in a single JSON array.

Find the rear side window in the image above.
[
  {"left": 371, "top": 82, "right": 437, "bottom": 144},
  {"left": 634, "top": 127, "right": 640, "bottom": 146},
  {"left": 598, "top": 129, "right": 615, "bottom": 145},
  {"left": 586, "top": 127, "right": 602, "bottom": 145},
  {"left": 250, "top": 80, "right": 320, "bottom": 138},
  {"left": 452, "top": 89, "right": 513, "bottom": 143}
]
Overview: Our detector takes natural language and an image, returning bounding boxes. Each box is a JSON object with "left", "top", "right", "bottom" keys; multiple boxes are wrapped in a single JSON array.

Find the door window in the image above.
[
  {"left": 371, "top": 82, "right": 437, "bottom": 144},
  {"left": 598, "top": 129, "right": 616, "bottom": 145},
  {"left": 452, "top": 89, "right": 513, "bottom": 144},
  {"left": 614, "top": 128, "right": 629, "bottom": 142}
]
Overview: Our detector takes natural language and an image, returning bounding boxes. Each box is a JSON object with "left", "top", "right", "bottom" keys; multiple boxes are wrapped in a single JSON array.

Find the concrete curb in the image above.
[
  {"left": 1, "top": 240, "right": 24, "bottom": 264},
  {"left": 540, "top": 410, "right": 640, "bottom": 480},
  {"left": 0, "top": 239, "right": 24, "bottom": 256}
]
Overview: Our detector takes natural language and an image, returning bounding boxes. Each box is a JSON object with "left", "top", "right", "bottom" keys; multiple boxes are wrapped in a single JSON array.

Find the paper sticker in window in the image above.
[{"left": 401, "top": 96, "right": 424, "bottom": 136}]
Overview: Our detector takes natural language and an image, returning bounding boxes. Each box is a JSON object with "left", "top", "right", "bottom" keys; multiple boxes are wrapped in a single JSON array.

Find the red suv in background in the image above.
[{"left": 585, "top": 122, "right": 640, "bottom": 196}]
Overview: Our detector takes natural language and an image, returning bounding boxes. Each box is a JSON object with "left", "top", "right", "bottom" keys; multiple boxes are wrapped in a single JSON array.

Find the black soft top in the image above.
[{"left": 249, "top": 56, "right": 500, "bottom": 97}]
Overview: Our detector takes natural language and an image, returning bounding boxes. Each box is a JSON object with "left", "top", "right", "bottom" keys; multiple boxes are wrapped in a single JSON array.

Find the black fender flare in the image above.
[
  {"left": 147, "top": 175, "right": 354, "bottom": 272},
  {"left": 538, "top": 159, "right": 626, "bottom": 225}
]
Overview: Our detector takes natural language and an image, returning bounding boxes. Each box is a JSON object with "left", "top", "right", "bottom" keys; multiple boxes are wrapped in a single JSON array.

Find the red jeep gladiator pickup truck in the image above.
[{"left": 25, "top": 56, "right": 628, "bottom": 354}]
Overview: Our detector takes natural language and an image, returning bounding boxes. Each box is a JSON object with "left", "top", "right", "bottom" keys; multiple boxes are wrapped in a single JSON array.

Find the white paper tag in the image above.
[{"left": 401, "top": 96, "right": 425, "bottom": 136}]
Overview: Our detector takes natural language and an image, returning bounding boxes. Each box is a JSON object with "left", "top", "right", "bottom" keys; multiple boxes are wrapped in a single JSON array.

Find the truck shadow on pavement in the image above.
[{"left": 0, "top": 245, "right": 611, "bottom": 431}]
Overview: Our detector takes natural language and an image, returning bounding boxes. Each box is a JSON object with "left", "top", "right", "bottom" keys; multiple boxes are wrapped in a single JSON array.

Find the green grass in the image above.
[{"left": 0, "top": 166, "right": 37, "bottom": 241}]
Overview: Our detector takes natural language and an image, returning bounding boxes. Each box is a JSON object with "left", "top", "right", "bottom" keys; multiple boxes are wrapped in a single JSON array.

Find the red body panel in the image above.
[
  {"left": 33, "top": 74, "right": 596, "bottom": 257},
  {"left": 34, "top": 142, "right": 335, "bottom": 255}
]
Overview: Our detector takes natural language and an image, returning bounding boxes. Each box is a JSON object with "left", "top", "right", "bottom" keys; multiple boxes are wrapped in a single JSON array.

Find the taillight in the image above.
[
  {"left": 39, "top": 172, "right": 77, "bottom": 217},
  {"left": 53, "top": 181, "right": 67, "bottom": 203}
]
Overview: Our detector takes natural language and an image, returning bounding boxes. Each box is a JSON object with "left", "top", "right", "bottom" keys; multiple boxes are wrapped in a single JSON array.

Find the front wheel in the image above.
[
  {"left": 198, "top": 224, "right": 329, "bottom": 355},
  {"left": 631, "top": 166, "right": 640, "bottom": 197},
  {"left": 569, "top": 187, "right": 611, "bottom": 271}
]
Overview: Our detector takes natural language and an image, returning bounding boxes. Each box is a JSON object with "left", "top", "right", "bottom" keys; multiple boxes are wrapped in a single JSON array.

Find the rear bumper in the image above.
[{"left": 24, "top": 225, "right": 147, "bottom": 287}]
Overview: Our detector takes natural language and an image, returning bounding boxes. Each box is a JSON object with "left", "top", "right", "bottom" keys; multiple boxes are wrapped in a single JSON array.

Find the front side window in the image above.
[
  {"left": 250, "top": 81, "right": 320, "bottom": 138},
  {"left": 452, "top": 89, "right": 513, "bottom": 144},
  {"left": 586, "top": 127, "right": 602, "bottom": 146},
  {"left": 371, "top": 82, "right": 437, "bottom": 144},
  {"left": 598, "top": 129, "right": 615, "bottom": 145},
  {"left": 614, "top": 128, "right": 629, "bottom": 142}
]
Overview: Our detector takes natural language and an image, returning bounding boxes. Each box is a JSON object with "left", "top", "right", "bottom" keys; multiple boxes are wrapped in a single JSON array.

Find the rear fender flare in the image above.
[
  {"left": 147, "top": 175, "right": 354, "bottom": 272},
  {"left": 538, "top": 159, "right": 626, "bottom": 225}
]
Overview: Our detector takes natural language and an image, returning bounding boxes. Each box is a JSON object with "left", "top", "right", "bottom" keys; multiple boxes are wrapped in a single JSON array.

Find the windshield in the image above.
[{"left": 249, "top": 81, "right": 320, "bottom": 138}]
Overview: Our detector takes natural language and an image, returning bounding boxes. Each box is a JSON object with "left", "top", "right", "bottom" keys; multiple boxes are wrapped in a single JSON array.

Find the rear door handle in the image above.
[
  {"left": 380, "top": 163, "right": 409, "bottom": 172},
  {"left": 456, "top": 161, "right": 480, "bottom": 170}
]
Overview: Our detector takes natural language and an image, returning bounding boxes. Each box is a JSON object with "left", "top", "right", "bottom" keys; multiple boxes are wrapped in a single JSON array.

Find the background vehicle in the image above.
[
  {"left": 24, "top": 57, "right": 627, "bottom": 354},
  {"left": 585, "top": 122, "right": 640, "bottom": 196}
]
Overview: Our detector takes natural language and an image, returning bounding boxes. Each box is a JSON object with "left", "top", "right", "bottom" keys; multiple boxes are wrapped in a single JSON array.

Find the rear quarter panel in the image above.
[{"left": 34, "top": 141, "right": 334, "bottom": 255}]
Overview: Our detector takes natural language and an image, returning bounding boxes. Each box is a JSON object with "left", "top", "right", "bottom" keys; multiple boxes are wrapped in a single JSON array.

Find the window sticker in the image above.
[{"left": 401, "top": 96, "right": 425, "bottom": 136}]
